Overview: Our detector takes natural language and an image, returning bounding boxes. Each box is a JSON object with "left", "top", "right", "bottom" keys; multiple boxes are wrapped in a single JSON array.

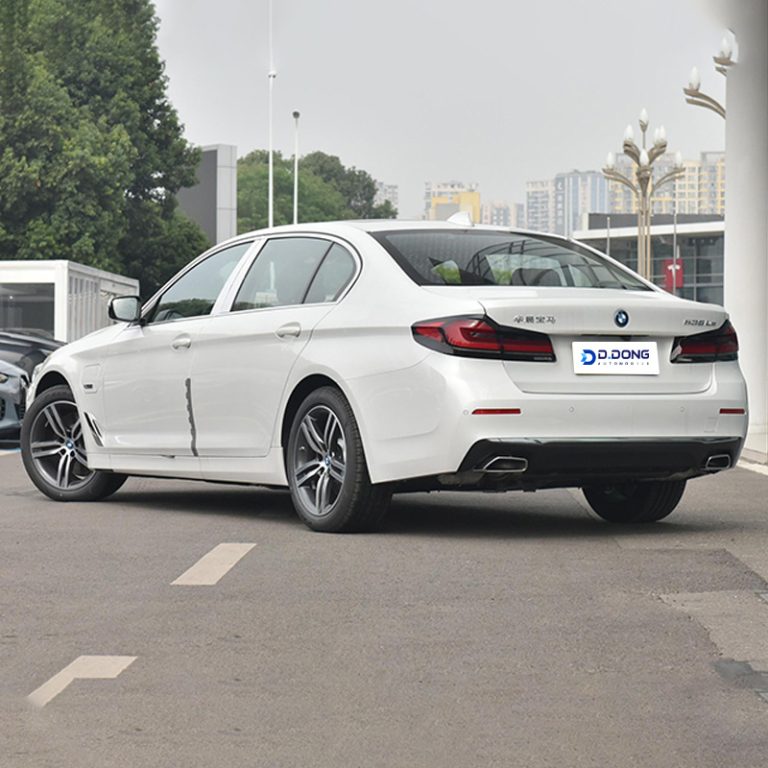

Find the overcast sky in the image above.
[{"left": 153, "top": 0, "right": 728, "bottom": 218}]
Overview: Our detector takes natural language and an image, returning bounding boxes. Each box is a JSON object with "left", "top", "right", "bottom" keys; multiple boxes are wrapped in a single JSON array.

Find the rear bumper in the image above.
[
  {"left": 456, "top": 436, "right": 744, "bottom": 488},
  {"left": 345, "top": 351, "right": 748, "bottom": 485}
]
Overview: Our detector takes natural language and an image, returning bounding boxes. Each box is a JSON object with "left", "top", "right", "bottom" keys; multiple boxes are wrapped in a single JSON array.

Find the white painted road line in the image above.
[
  {"left": 28, "top": 655, "right": 136, "bottom": 708},
  {"left": 172, "top": 543, "right": 256, "bottom": 586}
]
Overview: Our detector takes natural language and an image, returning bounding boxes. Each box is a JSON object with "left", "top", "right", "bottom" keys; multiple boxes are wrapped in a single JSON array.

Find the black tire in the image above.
[
  {"left": 582, "top": 479, "right": 687, "bottom": 523},
  {"left": 21, "top": 385, "right": 127, "bottom": 502},
  {"left": 286, "top": 386, "right": 391, "bottom": 532}
]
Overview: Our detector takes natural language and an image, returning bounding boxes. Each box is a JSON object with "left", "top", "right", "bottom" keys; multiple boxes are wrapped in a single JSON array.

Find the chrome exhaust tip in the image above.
[
  {"left": 481, "top": 456, "right": 529, "bottom": 474},
  {"left": 704, "top": 453, "right": 731, "bottom": 471}
]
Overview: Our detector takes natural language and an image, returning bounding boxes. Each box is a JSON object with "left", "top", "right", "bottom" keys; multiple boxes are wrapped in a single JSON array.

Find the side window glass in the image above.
[
  {"left": 304, "top": 244, "right": 356, "bottom": 303},
  {"left": 147, "top": 242, "right": 252, "bottom": 324},
  {"left": 232, "top": 238, "right": 330, "bottom": 311}
]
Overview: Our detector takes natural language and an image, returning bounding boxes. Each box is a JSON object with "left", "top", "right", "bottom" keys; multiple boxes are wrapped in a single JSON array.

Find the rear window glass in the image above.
[
  {"left": 371, "top": 229, "right": 649, "bottom": 291},
  {"left": 232, "top": 237, "right": 330, "bottom": 311},
  {"left": 304, "top": 244, "right": 356, "bottom": 303}
]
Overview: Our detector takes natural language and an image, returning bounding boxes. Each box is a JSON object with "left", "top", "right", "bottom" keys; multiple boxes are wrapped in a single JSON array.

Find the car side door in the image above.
[
  {"left": 190, "top": 236, "right": 359, "bottom": 459},
  {"left": 100, "top": 241, "right": 254, "bottom": 457}
]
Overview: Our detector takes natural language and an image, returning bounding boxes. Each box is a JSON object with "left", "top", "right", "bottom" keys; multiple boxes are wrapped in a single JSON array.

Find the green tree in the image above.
[
  {"left": 0, "top": 0, "right": 208, "bottom": 296},
  {"left": 238, "top": 150, "right": 397, "bottom": 232},
  {"left": 0, "top": 0, "right": 135, "bottom": 271},
  {"left": 238, "top": 150, "right": 349, "bottom": 232},
  {"left": 301, "top": 151, "right": 397, "bottom": 218},
  {"left": 30, "top": 0, "right": 199, "bottom": 200}
]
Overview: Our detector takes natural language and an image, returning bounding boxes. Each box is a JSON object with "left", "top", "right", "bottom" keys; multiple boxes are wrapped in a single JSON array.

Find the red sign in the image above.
[{"left": 663, "top": 259, "right": 684, "bottom": 292}]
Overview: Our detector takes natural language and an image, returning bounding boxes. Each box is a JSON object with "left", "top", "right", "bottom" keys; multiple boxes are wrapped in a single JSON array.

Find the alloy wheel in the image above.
[
  {"left": 293, "top": 405, "right": 346, "bottom": 517},
  {"left": 28, "top": 399, "right": 94, "bottom": 491}
]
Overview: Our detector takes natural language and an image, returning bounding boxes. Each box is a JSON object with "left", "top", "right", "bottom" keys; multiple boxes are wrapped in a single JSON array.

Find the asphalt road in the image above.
[{"left": 2, "top": 449, "right": 768, "bottom": 767}]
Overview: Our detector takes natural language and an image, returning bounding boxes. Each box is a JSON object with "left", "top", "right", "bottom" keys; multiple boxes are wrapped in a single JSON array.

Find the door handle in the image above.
[
  {"left": 171, "top": 335, "right": 192, "bottom": 350},
  {"left": 276, "top": 322, "right": 301, "bottom": 339}
]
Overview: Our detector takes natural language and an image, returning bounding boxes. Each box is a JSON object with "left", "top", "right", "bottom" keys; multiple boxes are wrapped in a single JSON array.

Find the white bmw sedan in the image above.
[{"left": 21, "top": 221, "right": 747, "bottom": 532}]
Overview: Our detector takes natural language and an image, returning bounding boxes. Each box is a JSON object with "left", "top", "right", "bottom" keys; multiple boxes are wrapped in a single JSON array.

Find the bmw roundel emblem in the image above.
[{"left": 614, "top": 310, "right": 629, "bottom": 328}]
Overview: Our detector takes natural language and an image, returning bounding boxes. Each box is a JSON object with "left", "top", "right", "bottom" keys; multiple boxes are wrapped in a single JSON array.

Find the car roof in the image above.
[{"left": 233, "top": 219, "right": 572, "bottom": 243}]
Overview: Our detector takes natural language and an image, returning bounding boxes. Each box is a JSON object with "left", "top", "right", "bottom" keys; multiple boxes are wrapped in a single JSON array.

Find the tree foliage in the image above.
[
  {"left": 238, "top": 150, "right": 397, "bottom": 232},
  {"left": 0, "top": 0, "right": 208, "bottom": 295}
]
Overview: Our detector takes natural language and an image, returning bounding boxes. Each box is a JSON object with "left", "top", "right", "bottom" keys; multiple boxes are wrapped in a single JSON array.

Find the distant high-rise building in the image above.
[
  {"left": 514, "top": 203, "right": 526, "bottom": 229},
  {"left": 374, "top": 182, "right": 399, "bottom": 213},
  {"left": 527, "top": 154, "right": 724, "bottom": 235},
  {"left": 527, "top": 172, "right": 608, "bottom": 236},
  {"left": 525, "top": 179, "right": 554, "bottom": 233},
  {"left": 480, "top": 201, "right": 512, "bottom": 227},
  {"left": 553, "top": 170, "right": 608, "bottom": 236},
  {"left": 606, "top": 152, "right": 725, "bottom": 216},
  {"left": 424, "top": 181, "right": 480, "bottom": 222},
  {"left": 606, "top": 154, "right": 636, "bottom": 215},
  {"left": 697, "top": 151, "right": 726, "bottom": 214}
]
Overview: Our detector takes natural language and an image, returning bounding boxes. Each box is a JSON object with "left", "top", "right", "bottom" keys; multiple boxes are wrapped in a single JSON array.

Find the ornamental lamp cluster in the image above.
[
  {"left": 600, "top": 33, "right": 735, "bottom": 286},
  {"left": 683, "top": 35, "right": 734, "bottom": 119},
  {"left": 602, "top": 109, "right": 685, "bottom": 281}
]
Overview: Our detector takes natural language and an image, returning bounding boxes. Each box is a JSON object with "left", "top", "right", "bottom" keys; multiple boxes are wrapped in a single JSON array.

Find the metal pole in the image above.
[
  {"left": 267, "top": 0, "right": 275, "bottom": 228},
  {"left": 645, "top": 197, "right": 652, "bottom": 282},
  {"left": 292, "top": 110, "right": 300, "bottom": 225},
  {"left": 606, "top": 215, "right": 611, "bottom": 258},
  {"left": 672, "top": 207, "right": 678, "bottom": 296}
]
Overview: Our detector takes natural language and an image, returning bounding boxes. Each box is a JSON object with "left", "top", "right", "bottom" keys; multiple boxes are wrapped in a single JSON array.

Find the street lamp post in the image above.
[
  {"left": 267, "top": 0, "right": 276, "bottom": 228},
  {"left": 683, "top": 35, "right": 734, "bottom": 119},
  {"left": 268, "top": 68, "right": 277, "bottom": 228},
  {"left": 602, "top": 110, "right": 685, "bottom": 281},
  {"left": 292, "top": 110, "right": 300, "bottom": 225}
]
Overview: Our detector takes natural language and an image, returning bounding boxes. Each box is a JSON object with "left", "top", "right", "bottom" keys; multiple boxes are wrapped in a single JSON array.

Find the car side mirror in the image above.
[{"left": 108, "top": 295, "right": 142, "bottom": 323}]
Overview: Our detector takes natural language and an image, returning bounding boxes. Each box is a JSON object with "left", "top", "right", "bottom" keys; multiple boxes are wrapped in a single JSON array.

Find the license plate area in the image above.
[{"left": 572, "top": 341, "right": 659, "bottom": 375}]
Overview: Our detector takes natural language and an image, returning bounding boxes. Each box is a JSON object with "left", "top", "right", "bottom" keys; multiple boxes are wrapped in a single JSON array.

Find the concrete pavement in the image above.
[{"left": 1, "top": 452, "right": 768, "bottom": 767}]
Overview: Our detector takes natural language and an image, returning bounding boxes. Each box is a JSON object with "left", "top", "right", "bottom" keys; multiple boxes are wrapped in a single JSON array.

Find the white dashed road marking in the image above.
[
  {"left": 27, "top": 655, "right": 137, "bottom": 708},
  {"left": 171, "top": 543, "right": 256, "bottom": 586}
]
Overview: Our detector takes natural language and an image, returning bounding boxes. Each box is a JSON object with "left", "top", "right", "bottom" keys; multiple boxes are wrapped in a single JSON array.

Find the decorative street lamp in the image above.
[
  {"left": 602, "top": 109, "right": 685, "bottom": 281},
  {"left": 683, "top": 35, "right": 734, "bottom": 120}
]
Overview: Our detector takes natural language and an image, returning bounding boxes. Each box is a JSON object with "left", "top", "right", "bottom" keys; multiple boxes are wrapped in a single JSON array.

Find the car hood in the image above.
[
  {"left": 0, "top": 358, "right": 27, "bottom": 379},
  {"left": 0, "top": 330, "right": 64, "bottom": 352},
  {"left": 39, "top": 323, "right": 125, "bottom": 372}
]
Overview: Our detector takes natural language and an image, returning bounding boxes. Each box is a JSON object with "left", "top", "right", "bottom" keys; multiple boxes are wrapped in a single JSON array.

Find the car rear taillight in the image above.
[
  {"left": 412, "top": 316, "right": 556, "bottom": 362},
  {"left": 672, "top": 320, "right": 739, "bottom": 363}
]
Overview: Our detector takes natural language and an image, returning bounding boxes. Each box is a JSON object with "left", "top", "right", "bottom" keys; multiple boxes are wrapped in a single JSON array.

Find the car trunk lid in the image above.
[{"left": 421, "top": 286, "right": 726, "bottom": 395}]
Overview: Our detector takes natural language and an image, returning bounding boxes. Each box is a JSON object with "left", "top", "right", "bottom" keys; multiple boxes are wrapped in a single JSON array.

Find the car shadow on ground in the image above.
[
  {"left": 383, "top": 493, "right": 727, "bottom": 540},
  {"left": 108, "top": 480, "right": 735, "bottom": 541}
]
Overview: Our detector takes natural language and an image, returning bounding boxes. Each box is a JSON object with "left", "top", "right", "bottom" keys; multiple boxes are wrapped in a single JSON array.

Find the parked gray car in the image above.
[
  {"left": 0, "top": 331, "right": 64, "bottom": 377},
  {"left": 0, "top": 359, "right": 29, "bottom": 439}
]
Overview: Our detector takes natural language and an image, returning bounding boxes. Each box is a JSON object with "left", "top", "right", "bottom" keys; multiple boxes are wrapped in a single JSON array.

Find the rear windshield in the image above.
[{"left": 371, "top": 229, "right": 650, "bottom": 291}]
